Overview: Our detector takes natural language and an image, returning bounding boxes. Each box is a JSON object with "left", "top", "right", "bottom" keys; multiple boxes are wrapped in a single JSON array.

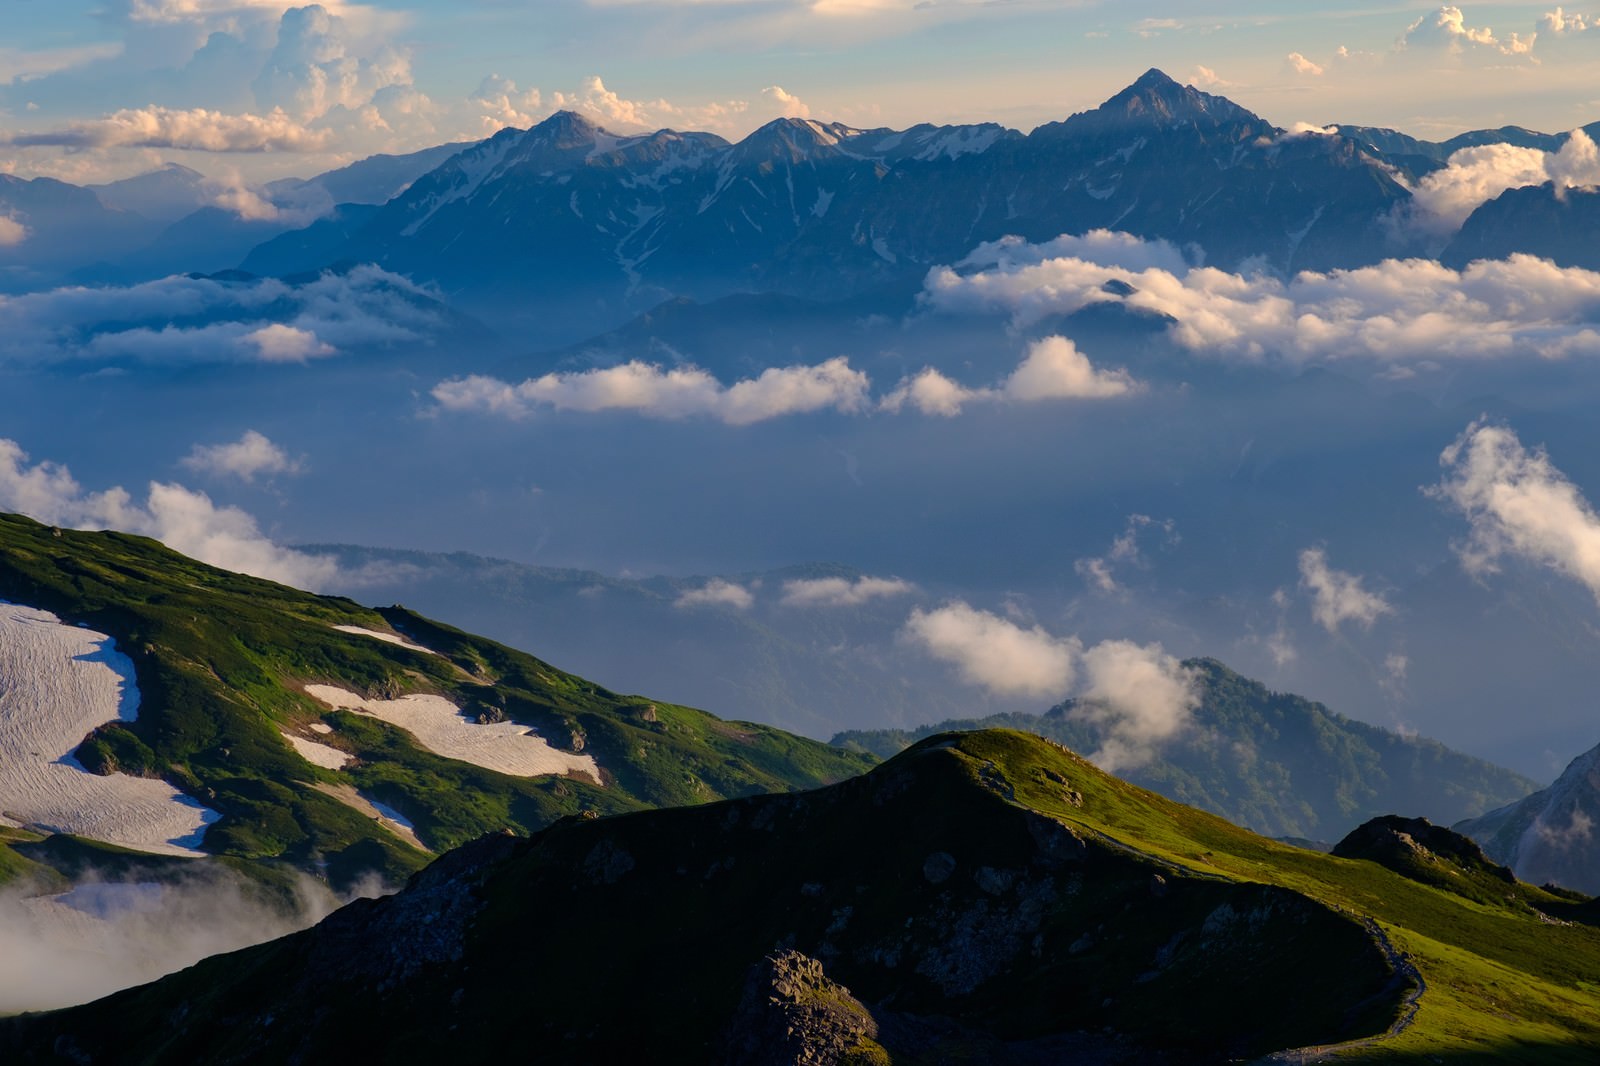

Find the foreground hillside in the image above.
[
  {"left": 4, "top": 729, "right": 1595, "bottom": 1063},
  {"left": 0, "top": 513, "right": 872, "bottom": 888},
  {"left": 837, "top": 659, "right": 1535, "bottom": 843}
]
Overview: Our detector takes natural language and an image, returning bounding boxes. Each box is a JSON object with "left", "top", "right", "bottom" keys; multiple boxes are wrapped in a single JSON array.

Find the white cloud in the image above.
[
  {"left": 251, "top": 4, "right": 411, "bottom": 123},
  {"left": 1071, "top": 640, "right": 1200, "bottom": 772},
  {"left": 902, "top": 602, "right": 1079, "bottom": 699},
  {"left": 1430, "top": 420, "right": 1600, "bottom": 601},
  {"left": 5, "top": 107, "right": 332, "bottom": 153},
  {"left": 1003, "top": 336, "right": 1140, "bottom": 400},
  {"left": 245, "top": 323, "right": 336, "bottom": 362},
  {"left": 0, "top": 439, "right": 338, "bottom": 591},
  {"left": 1399, "top": 6, "right": 1536, "bottom": 56},
  {"left": 780, "top": 575, "right": 915, "bottom": 607},
  {"left": 0, "top": 217, "right": 27, "bottom": 247},
  {"left": 0, "top": 266, "right": 439, "bottom": 368},
  {"left": 923, "top": 230, "right": 1600, "bottom": 366},
  {"left": 1403, "top": 129, "right": 1600, "bottom": 239},
  {"left": 761, "top": 85, "right": 810, "bottom": 119},
  {"left": 880, "top": 336, "right": 1141, "bottom": 416},
  {"left": 181, "top": 431, "right": 301, "bottom": 482},
  {"left": 879, "top": 367, "right": 983, "bottom": 417},
  {"left": 1075, "top": 514, "right": 1177, "bottom": 594},
  {"left": 675, "top": 579, "right": 755, "bottom": 610},
  {"left": 432, "top": 357, "right": 870, "bottom": 425},
  {"left": 902, "top": 600, "right": 1198, "bottom": 769},
  {"left": 1542, "top": 8, "right": 1596, "bottom": 35},
  {"left": 1298, "top": 547, "right": 1393, "bottom": 633},
  {"left": 1287, "top": 52, "right": 1325, "bottom": 76}
]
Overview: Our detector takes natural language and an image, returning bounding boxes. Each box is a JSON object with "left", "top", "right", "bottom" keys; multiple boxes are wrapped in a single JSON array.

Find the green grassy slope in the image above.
[
  {"left": 837, "top": 658, "right": 1537, "bottom": 842},
  {"left": 0, "top": 513, "right": 873, "bottom": 886},
  {"left": 6, "top": 730, "right": 1595, "bottom": 1063}
]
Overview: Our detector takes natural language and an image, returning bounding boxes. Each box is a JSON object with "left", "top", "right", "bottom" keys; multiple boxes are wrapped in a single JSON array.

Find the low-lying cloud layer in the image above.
[
  {"left": 0, "top": 438, "right": 338, "bottom": 590},
  {"left": 435, "top": 337, "right": 1139, "bottom": 425},
  {"left": 780, "top": 575, "right": 915, "bottom": 608},
  {"left": 0, "top": 266, "right": 441, "bottom": 368},
  {"left": 880, "top": 336, "right": 1140, "bottom": 416},
  {"left": 0, "top": 868, "right": 380, "bottom": 1014},
  {"left": 902, "top": 601, "right": 1198, "bottom": 771},
  {"left": 925, "top": 230, "right": 1600, "bottom": 367},
  {"left": 1432, "top": 419, "right": 1600, "bottom": 601},
  {"left": 1403, "top": 129, "right": 1600, "bottom": 239}
]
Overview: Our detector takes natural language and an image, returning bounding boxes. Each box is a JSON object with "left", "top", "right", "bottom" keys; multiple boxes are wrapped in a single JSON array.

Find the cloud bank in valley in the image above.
[
  {"left": 1431, "top": 419, "right": 1600, "bottom": 602},
  {"left": 902, "top": 601, "right": 1198, "bottom": 771},
  {"left": 780, "top": 575, "right": 915, "bottom": 608},
  {"left": 0, "top": 438, "right": 338, "bottom": 590},
  {"left": 0, "top": 266, "right": 441, "bottom": 368},
  {"left": 924, "top": 230, "right": 1600, "bottom": 367},
  {"left": 1401, "top": 129, "right": 1600, "bottom": 239}
]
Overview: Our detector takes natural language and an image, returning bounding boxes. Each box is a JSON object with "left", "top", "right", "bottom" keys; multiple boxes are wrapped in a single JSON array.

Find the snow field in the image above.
[
  {"left": 304, "top": 684, "right": 603, "bottom": 785},
  {"left": 0, "top": 603, "right": 218, "bottom": 856}
]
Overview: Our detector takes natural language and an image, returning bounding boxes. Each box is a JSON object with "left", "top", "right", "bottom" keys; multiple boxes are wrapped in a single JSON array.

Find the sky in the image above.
[{"left": 3, "top": 2, "right": 1600, "bottom": 184}]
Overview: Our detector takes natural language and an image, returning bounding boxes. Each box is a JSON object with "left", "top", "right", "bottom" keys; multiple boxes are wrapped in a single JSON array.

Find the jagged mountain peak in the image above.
[
  {"left": 1034, "top": 67, "right": 1271, "bottom": 141},
  {"left": 734, "top": 116, "right": 865, "bottom": 163}
]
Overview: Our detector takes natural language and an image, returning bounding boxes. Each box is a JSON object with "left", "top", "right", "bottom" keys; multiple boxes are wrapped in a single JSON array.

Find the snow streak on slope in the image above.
[
  {"left": 303, "top": 684, "right": 603, "bottom": 784},
  {"left": 0, "top": 603, "right": 218, "bottom": 856},
  {"left": 331, "top": 624, "right": 438, "bottom": 655}
]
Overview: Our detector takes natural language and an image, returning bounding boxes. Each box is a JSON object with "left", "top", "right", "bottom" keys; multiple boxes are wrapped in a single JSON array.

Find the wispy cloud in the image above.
[
  {"left": 675, "top": 579, "right": 755, "bottom": 610},
  {"left": 180, "top": 431, "right": 302, "bottom": 483},
  {"left": 1430, "top": 419, "right": 1600, "bottom": 601},
  {"left": 1298, "top": 547, "right": 1392, "bottom": 633},
  {"left": 780, "top": 575, "right": 915, "bottom": 608}
]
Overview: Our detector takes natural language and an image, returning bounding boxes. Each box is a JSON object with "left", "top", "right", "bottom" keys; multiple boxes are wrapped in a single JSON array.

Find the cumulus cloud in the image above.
[
  {"left": 0, "top": 439, "right": 339, "bottom": 590},
  {"left": 4, "top": 107, "right": 333, "bottom": 153},
  {"left": 1402, "top": 129, "right": 1600, "bottom": 239},
  {"left": 780, "top": 575, "right": 915, "bottom": 608},
  {"left": 675, "top": 579, "right": 755, "bottom": 610},
  {"left": 251, "top": 4, "right": 411, "bottom": 123},
  {"left": 1430, "top": 420, "right": 1600, "bottom": 601},
  {"left": 1542, "top": 8, "right": 1596, "bottom": 35},
  {"left": 432, "top": 358, "right": 870, "bottom": 425},
  {"left": 1399, "top": 5, "right": 1536, "bottom": 56},
  {"left": 181, "top": 431, "right": 301, "bottom": 482},
  {"left": 1287, "top": 52, "right": 1325, "bottom": 76},
  {"left": 761, "top": 86, "right": 810, "bottom": 119},
  {"left": 1071, "top": 640, "right": 1200, "bottom": 772},
  {"left": 1298, "top": 548, "right": 1393, "bottom": 633},
  {"left": 902, "top": 601, "right": 1198, "bottom": 769},
  {"left": 0, "top": 266, "right": 439, "bottom": 368},
  {"left": 902, "top": 602, "right": 1080, "bottom": 699},
  {"left": 880, "top": 336, "right": 1141, "bottom": 416},
  {"left": 923, "top": 230, "right": 1600, "bottom": 366},
  {"left": 0, "top": 216, "right": 27, "bottom": 247}
]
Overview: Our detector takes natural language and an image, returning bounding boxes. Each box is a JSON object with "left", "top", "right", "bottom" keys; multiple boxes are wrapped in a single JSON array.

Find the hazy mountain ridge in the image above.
[
  {"left": 5, "top": 729, "right": 1596, "bottom": 1062},
  {"left": 835, "top": 658, "right": 1537, "bottom": 841},
  {"left": 1457, "top": 742, "right": 1600, "bottom": 894}
]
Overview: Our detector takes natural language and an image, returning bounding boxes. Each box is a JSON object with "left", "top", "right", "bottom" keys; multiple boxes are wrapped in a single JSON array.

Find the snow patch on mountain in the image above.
[
  {"left": 0, "top": 602, "right": 218, "bottom": 856},
  {"left": 304, "top": 684, "right": 602, "bottom": 784}
]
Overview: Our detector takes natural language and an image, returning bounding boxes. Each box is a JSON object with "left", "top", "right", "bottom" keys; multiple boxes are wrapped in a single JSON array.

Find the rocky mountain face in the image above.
[
  {"left": 836, "top": 658, "right": 1537, "bottom": 843},
  {"left": 257, "top": 70, "right": 1414, "bottom": 340},
  {"left": 1443, "top": 183, "right": 1600, "bottom": 270},
  {"left": 8, "top": 728, "right": 1599, "bottom": 1063},
  {"left": 1457, "top": 742, "right": 1600, "bottom": 893}
]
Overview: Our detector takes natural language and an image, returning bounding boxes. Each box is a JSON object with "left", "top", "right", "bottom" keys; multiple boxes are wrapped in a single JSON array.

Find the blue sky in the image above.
[{"left": 2, "top": 2, "right": 1598, "bottom": 182}]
